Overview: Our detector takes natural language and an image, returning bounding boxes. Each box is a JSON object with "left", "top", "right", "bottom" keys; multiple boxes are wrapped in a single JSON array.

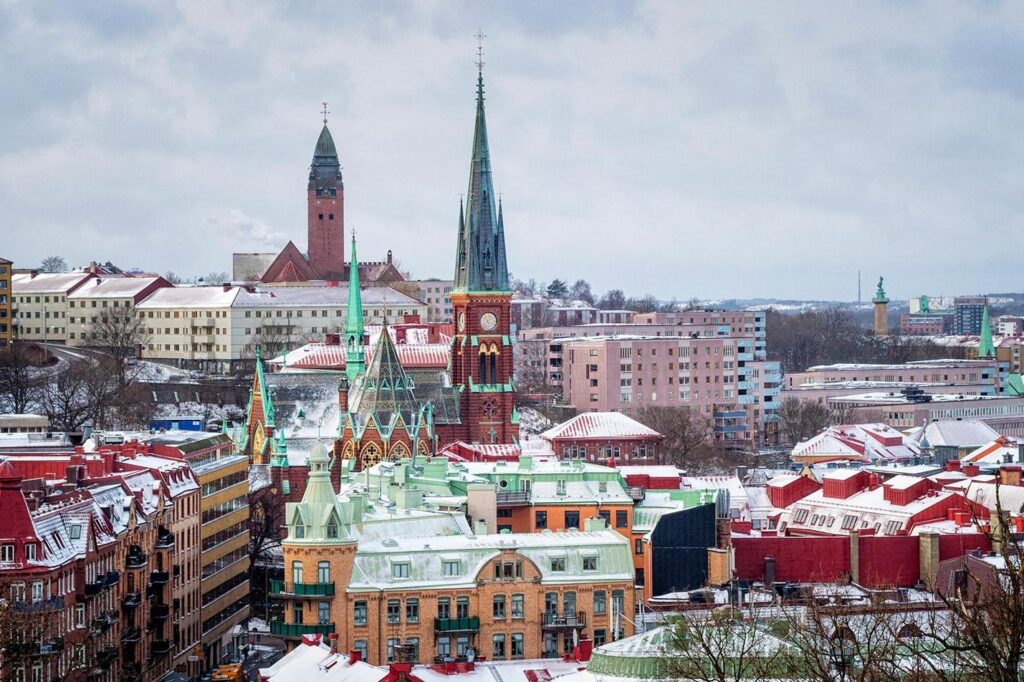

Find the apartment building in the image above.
[
  {"left": 559, "top": 335, "right": 781, "bottom": 449},
  {"left": 0, "top": 257, "right": 11, "bottom": 346},
  {"left": 829, "top": 392, "right": 1024, "bottom": 436},
  {"left": 148, "top": 433, "right": 249, "bottom": 669},
  {"left": 273, "top": 444, "right": 636, "bottom": 665},
  {"left": 954, "top": 296, "right": 988, "bottom": 335},
  {"left": 136, "top": 284, "right": 426, "bottom": 372},
  {"left": 66, "top": 277, "right": 171, "bottom": 346},
  {"left": 10, "top": 272, "right": 95, "bottom": 342},
  {"left": 786, "top": 360, "right": 1002, "bottom": 394},
  {"left": 392, "top": 279, "right": 453, "bottom": 322}
]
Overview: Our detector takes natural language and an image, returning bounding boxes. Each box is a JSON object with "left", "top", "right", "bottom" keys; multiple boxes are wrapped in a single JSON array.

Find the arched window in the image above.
[
  {"left": 390, "top": 441, "right": 411, "bottom": 460},
  {"left": 361, "top": 442, "right": 382, "bottom": 468},
  {"left": 417, "top": 440, "right": 430, "bottom": 458}
]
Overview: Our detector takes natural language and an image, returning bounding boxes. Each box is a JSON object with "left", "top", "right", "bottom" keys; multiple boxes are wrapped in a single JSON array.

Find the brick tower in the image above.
[
  {"left": 449, "top": 61, "right": 517, "bottom": 444},
  {"left": 307, "top": 110, "right": 345, "bottom": 281},
  {"left": 873, "top": 276, "right": 889, "bottom": 336}
]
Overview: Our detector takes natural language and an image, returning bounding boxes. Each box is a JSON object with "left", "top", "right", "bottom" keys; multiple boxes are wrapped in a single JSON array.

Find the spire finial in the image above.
[
  {"left": 321, "top": 101, "right": 329, "bottom": 126},
  {"left": 475, "top": 29, "right": 486, "bottom": 77}
]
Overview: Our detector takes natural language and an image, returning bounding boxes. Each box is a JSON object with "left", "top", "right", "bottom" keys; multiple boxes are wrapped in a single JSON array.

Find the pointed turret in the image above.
[
  {"left": 349, "top": 327, "right": 420, "bottom": 429},
  {"left": 284, "top": 441, "right": 354, "bottom": 544},
  {"left": 345, "top": 234, "right": 365, "bottom": 383},
  {"left": 979, "top": 304, "right": 995, "bottom": 359},
  {"left": 453, "top": 67, "right": 510, "bottom": 292},
  {"left": 308, "top": 125, "right": 343, "bottom": 195}
]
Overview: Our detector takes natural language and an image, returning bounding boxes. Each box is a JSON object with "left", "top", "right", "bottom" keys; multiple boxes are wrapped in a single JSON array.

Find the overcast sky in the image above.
[{"left": 2, "top": 1, "right": 1022, "bottom": 301}]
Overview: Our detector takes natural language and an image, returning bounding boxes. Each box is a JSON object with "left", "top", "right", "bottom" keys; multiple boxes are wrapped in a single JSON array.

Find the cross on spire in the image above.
[
  {"left": 475, "top": 29, "right": 486, "bottom": 77},
  {"left": 321, "top": 101, "right": 330, "bottom": 125}
]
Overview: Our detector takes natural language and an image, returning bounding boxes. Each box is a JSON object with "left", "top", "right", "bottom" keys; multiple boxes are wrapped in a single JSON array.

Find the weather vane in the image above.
[
  {"left": 475, "top": 29, "right": 486, "bottom": 75},
  {"left": 321, "top": 101, "right": 329, "bottom": 125}
]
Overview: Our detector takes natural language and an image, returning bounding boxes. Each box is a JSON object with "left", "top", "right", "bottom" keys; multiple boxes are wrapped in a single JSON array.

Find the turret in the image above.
[{"left": 345, "top": 234, "right": 365, "bottom": 384}]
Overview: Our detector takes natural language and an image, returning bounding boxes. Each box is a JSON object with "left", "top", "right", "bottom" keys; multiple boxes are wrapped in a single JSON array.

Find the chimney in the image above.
[
  {"left": 327, "top": 632, "right": 339, "bottom": 653},
  {"left": 222, "top": 284, "right": 231, "bottom": 292},
  {"left": 999, "top": 465, "right": 1022, "bottom": 487},
  {"left": 338, "top": 376, "right": 349, "bottom": 413},
  {"left": 962, "top": 463, "right": 981, "bottom": 477},
  {"left": 348, "top": 649, "right": 362, "bottom": 664}
]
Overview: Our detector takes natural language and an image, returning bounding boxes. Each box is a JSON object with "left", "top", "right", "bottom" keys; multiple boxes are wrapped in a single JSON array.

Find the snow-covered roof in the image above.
[
  {"left": 540, "top": 412, "right": 661, "bottom": 441},
  {"left": 778, "top": 485, "right": 963, "bottom": 537},
  {"left": 962, "top": 436, "right": 1022, "bottom": 464},
  {"left": 912, "top": 420, "right": 1000, "bottom": 448},
  {"left": 793, "top": 424, "right": 920, "bottom": 464},
  {"left": 68, "top": 276, "right": 164, "bottom": 298},
  {"left": 11, "top": 272, "right": 94, "bottom": 294},
  {"left": 259, "top": 642, "right": 386, "bottom": 682},
  {"left": 135, "top": 285, "right": 240, "bottom": 308},
  {"left": 233, "top": 285, "right": 422, "bottom": 308},
  {"left": 274, "top": 341, "right": 449, "bottom": 371}
]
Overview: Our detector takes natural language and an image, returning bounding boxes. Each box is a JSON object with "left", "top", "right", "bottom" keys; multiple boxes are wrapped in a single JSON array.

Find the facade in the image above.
[
  {"left": 790, "top": 423, "right": 922, "bottom": 465},
  {"left": 538, "top": 412, "right": 665, "bottom": 464},
  {"left": 558, "top": 335, "right": 781, "bottom": 449},
  {"left": 954, "top": 296, "right": 987, "bottom": 335},
  {"left": 274, "top": 443, "right": 636, "bottom": 665},
  {"left": 829, "top": 392, "right": 1024, "bottom": 435},
  {"left": 392, "top": 279, "right": 454, "bottom": 323},
  {"left": 0, "top": 257, "right": 11, "bottom": 346},
  {"left": 135, "top": 283, "right": 426, "bottom": 372},
  {"left": 899, "top": 313, "right": 952, "bottom": 336},
  {"left": 10, "top": 272, "right": 95, "bottom": 342},
  {"left": 786, "top": 359, "right": 1001, "bottom": 394},
  {"left": 66, "top": 276, "right": 171, "bottom": 347}
]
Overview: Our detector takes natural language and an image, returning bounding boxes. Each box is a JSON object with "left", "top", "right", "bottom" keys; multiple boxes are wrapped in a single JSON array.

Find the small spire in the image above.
[
  {"left": 475, "top": 29, "right": 486, "bottom": 99},
  {"left": 321, "top": 101, "right": 330, "bottom": 126}
]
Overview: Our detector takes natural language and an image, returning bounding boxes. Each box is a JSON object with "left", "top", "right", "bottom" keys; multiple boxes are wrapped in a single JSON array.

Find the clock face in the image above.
[
  {"left": 458, "top": 312, "right": 466, "bottom": 332},
  {"left": 480, "top": 312, "right": 498, "bottom": 332}
]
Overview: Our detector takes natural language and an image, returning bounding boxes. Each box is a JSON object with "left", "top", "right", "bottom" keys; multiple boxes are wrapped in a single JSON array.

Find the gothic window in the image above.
[
  {"left": 389, "top": 442, "right": 410, "bottom": 460},
  {"left": 342, "top": 440, "right": 355, "bottom": 461},
  {"left": 361, "top": 442, "right": 382, "bottom": 469},
  {"left": 482, "top": 399, "right": 499, "bottom": 418}
]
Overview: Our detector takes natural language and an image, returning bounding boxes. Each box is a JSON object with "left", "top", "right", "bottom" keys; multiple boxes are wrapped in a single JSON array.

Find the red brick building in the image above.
[{"left": 539, "top": 412, "right": 665, "bottom": 464}]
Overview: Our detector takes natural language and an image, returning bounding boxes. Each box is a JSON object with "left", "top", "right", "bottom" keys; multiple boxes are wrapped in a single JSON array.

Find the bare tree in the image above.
[
  {"left": 38, "top": 362, "right": 93, "bottom": 431},
  {"left": 633, "top": 406, "right": 736, "bottom": 473},
  {"left": 0, "top": 344, "right": 42, "bottom": 413},
  {"left": 597, "top": 288, "right": 626, "bottom": 310},
  {"left": 777, "top": 397, "right": 830, "bottom": 446},
  {"left": 88, "top": 308, "right": 149, "bottom": 386},
  {"left": 247, "top": 323, "right": 306, "bottom": 362},
  {"left": 39, "top": 256, "right": 68, "bottom": 273}
]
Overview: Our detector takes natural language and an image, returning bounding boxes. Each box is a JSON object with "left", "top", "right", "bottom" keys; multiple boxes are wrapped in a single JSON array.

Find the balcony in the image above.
[
  {"left": 96, "top": 646, "right": 119, "bottom": 667},
  {"left": 269, "top": 580, "right": 335, "bottom": 598},
  {"left": 120, "top": 627, "right": 141, "bottom": 644},
  {"left": 433, "top": 617, "right": 480, "bottom": 633},
  {"left": 126, "top": 547, "right": 147, "bottom": 569},
  {"left": 5, "top": 637, "right": 64, "bottom": 657},
  {"left": 150, "top": 603, "right": 170, "bottom": 621},
  {"left": 150, "top": 570, "right": 170, "bottom": 586},
  {"left": 155, "top": 531, "right": 175, "bottom": 549},
  {"left": 103, "top": 570, "right": 120, "bottom": 587},
  {"left": 542, "top": 611, "right": 586, "bottom": 630},
  {"left": 270, "top": 621, "right": 335, "bottom": 639},
  {"left": 121, "top": 592, "right": 141, "bottom": 609},
  {"left": 84, "top": 579, "right": 104, "bottom": 597},
  {"left": 12, "top": 596, "right": 64, "bottom": 614},
  {"left": 495, "top": 491, "right": 530, "bottom": 506},
  {"left": 151, "top": 639, "right": 171, "bottom": 656}
]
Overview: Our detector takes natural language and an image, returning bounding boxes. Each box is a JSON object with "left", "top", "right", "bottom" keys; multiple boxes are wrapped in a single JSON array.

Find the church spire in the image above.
[
  {"left": 978, "top": 304, "right": 995, "bottom": 359},
  {"left": 345, "top": 234, "right": 365, "bottom": 383},
  {"left": 454, "top": 46, "right": 510, "bottom": 293}
]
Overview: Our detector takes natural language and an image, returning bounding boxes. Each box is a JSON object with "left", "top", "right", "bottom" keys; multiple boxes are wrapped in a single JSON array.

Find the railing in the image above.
[
  {"left": 12, "top": 596, "right": 64, "bottom": 613},
  {"left": 495, "top": 491, "right": 530, "bottom": 506},
  {"left": 96, "top": 646, "right": 118, "bottom": 666},
  {"left": 268, "top": 580, "right": 336, "bottom": 597},
  {"left": 626, "top": 486, "right": 645, "bottom": 501},
  {"left": 150, "top": 603, "right": 170, "bottom": 620},
  {"left": 126, "top": 550, "right": 147, "bottom": 569},
  {"left": 151, "top": 639, "right": 171, "bottom": 655},
  {"left": 121, "top": 592, "right": 141, "bottom": 609},
  {"left": 120, "top": 627, "right": 141, "bottom": 643},
  {"left": 270, "top": 621, "right": 335, "bottom": 638},
  {"left": 433, "top": 617, "right": 480, "bottom": 633},
  {"left": 155, "top": 532, "right": 175, "bottom": 549},
  {"left": 103, "top": 570, "right": 119, "bottom": 587},
  {"left": 4, "top": 638, "right": 63, "bottom": 657},
  {"left": 150, "top": 570, "right": 170, "bottom": 585},
  {"left": 542, "top": 611, "right": 586, "bottom": 629}
]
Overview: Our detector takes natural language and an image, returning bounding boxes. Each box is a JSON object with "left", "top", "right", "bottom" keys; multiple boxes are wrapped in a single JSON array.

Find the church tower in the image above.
[
  {"left": 307, "top": 108, "right": 345, "bottom": 281},
  {"left": 449, "top": 57, "right": 517, "bottom": 445}
]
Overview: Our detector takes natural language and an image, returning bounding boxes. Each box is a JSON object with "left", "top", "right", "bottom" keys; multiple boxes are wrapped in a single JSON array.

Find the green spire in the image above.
[
  {"left": 345, "top": 234, "right": 365, "bottom": 383},
  {"left": 979, "top": 304, "right": 995, "bottom": 359},
  {"left": 255, "top": 346, "right": 275, "bottom": 427}
]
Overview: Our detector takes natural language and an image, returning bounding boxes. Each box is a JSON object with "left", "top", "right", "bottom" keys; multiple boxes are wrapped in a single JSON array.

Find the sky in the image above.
[{"left": 1, "top": 1, "right": 1023, "bottom": 302}]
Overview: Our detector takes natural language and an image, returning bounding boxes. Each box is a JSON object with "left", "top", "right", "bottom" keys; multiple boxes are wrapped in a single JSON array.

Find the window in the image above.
[
  {"left": 387, "top": 599, "right": 401, "bottom": 624},
  {"left": 317, "top": 561, "right": 330, "bottom": 583},
  {"left": 318, "top": 601, "right": 330, "bottom": 624},
  {"left": 456, "top": 597, "right": 469, "bottom": 618},
  {"left": 635, "top": 568, "right": 645, "bottom": 585},
  {"left": 564, "top": 511, "right": 580, "bottom": 529},
  {"left": 443, "top": 560, "right": 460, "bottom": 577},
  {"left": 437, "top": 636, "right": 451, "bottom": 659},
  {"left": 511, "top": 593, "right": 524, "bottom": 619},
  {"left": 326, "top": 518, "right": 339, "bottom": 539},
  {"left": 354, "top": 639, "right": 368, "bottom": 660},
  {"left": 550, "top": 557, "right": 566, "bottom": 572},
  {"left": 492, "top": 633, "right": 506, "bottom": 659},
  {"left": 841, "top": 515, "right": 858, "bottom": 530},
  {"left": 493, "top": 594, "right": 506, "bottom": 619},
  {"left": 535, "top": 511, "right": 547, "bottom": 529},
  {"left": 24, "top": 544, "right": 35, "bottom": 561},
  {"left": 293, "top": 603, "right": 303, "bottom": 624},
  {"left": 406, "top": 598, "right": 419, "bottom": 624},
  {"left": 556, "top": 479, "right": 567, "bottom": 495},
  {"left": 612, "top": 590, "right": 624, "bottom": 617},
  {"left": 583, "top": 556, "right": 598, "bottom": 571},
  {"left": 511, "top": 633, "right": 524, "bottom": 659},
  {"left": 387, "top": 637, "right": 400, "bottom": 662},
  {"left": 635, "top": 539, "right": 644, "bottom": 555},
  {"left": 75, "top": 603, "right": 85, "bottom": 627},
  {"left": 594, "top": 590, "right": 607, "bottom": 614},
  {"left": 594, "top": 629, "right": 607, "bottom": 646},
  {"left": 616, "top": 510, "right": 628, "bottom": 528},
  {"left": 406, "top": 637, "right": 420, "bottom": 662},
  {"left": 9, "top": 582, "right": 24, "bottom": 602},
  {"left": 30, "top": 581, "right": 42, "bottom": 603},
  {"left": 291, "top": 561, "right": 303, "bottom": 585},
  {"left": 793, "top": 508, "right": 810, "bottom": 523},
  {"left": 354, "top": 601, "right": 367, "bottom": 626},
  {"left": 392, "top": 563, "right": 410, "bottom": 579},
  {"left": 0, "top": 544, "right": 13, "bottom": 562}
]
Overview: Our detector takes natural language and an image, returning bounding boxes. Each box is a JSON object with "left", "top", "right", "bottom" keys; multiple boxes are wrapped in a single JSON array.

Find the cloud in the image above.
[{"left": 1, "top": 1, "right": 1022, "bottom": 301}]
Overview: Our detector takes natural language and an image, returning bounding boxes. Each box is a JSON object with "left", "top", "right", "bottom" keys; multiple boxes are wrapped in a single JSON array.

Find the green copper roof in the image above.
[
  {"left": 978, "top": 304, "right": 995, "bottom": 358},
  {"left": 1007, "top": 374, "right": 1024, "bottom": 396},
  {"left": 309, "top": 124, "right": 342, "bottom": 193},
  {"left": 345, "top": 234, "right": 365, "bottom": 383},
  {"left": 348, "top": 327, "right": 422, "bottom": 429},
  {"left": 284, "top": 441, "right": 355, "bottom": 545},
  {"left": 254, "top": 346, "right": 275, "bottom": 427},
  {"left": 453, "top": 69, "right": 510, "bottom": 293}
]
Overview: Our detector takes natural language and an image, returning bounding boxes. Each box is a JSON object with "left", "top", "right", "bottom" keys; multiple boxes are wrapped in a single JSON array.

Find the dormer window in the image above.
[
  {"left": 0, "top": 544, "right": 13, "bottom": 562},
  {"left": 25, "top": 544, "right": 36, "bottom": 561},
  {"left": 294, "top": 524, "right": 305, "bottom": 539},
  {"left": 69, "top": 525, "right": 82, "bottom": 540},
  {"left": 326, "top": 518, "right": 339, "bottom": 539},
  {"left": 392, "top": 563, "right": 410, "bottom": 579}
]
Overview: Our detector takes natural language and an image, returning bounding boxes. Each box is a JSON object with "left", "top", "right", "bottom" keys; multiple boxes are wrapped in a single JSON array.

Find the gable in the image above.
[{"left": 262, "top": 241, "right": 321, "bottom": 283}]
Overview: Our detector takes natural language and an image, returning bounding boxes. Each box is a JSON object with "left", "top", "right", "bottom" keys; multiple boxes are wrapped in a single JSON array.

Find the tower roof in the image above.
[
  {"left": 979, "top": 304, "right": 995, "bottom": 359},
  {"left": 453, "top": 67, "right": 510, "bottom": 292},
  {"left": 348, "top": 326, "right": 421, "bottom": 428},
  {"left": 309, "top": 124, "right": 343, "bottom": 192},
  {"left": 346, "top": 235, "right": 364, "bottom": 336}
]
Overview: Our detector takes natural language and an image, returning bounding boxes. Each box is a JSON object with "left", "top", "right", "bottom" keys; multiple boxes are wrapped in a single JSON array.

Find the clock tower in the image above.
[{"left": 449, "top": 61, "right": 517, "bottom": 444}]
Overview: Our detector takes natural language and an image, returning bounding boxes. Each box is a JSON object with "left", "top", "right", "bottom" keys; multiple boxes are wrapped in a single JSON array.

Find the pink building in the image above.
[{"left": 559, "top": 335, "right": 781, "bottom": 449}]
